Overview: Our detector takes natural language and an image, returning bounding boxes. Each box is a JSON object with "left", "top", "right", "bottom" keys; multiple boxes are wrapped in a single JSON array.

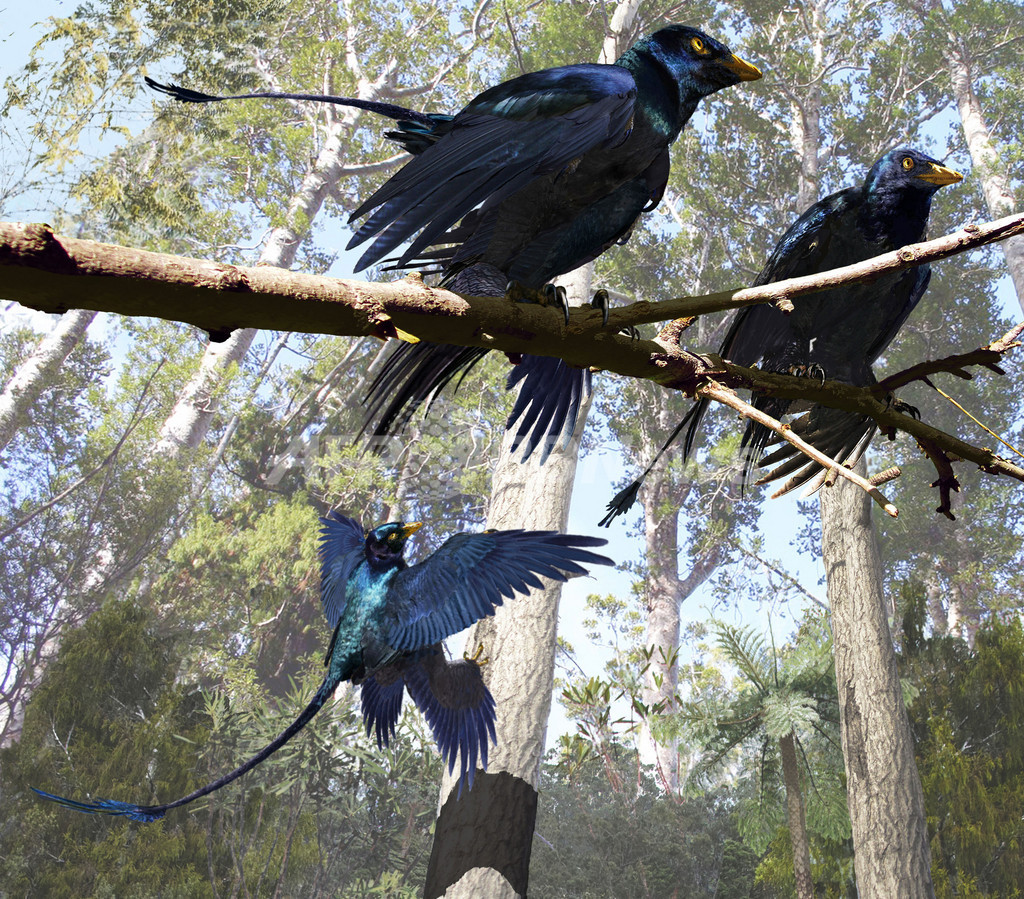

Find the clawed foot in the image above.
[
  {"left": 464, "top": 643, "right": 490, "bottom": 666},
  {"left": 788, "top": 362, "right": 826, "bottom": 384},
  {"left": 886, "top": 394, "right": 921, "bottom": 419},
  {"left": 504, "top": 280, "right": 570, "bottom": 324}
]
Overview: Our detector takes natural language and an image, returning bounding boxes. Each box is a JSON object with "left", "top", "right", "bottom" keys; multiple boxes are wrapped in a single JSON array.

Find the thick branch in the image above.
[
  {"left": 3, "top": 218, "right": 1024, "bottom": 501},
  {"left": 4, "top": 213, "right": 1023, "bottom": 363}
]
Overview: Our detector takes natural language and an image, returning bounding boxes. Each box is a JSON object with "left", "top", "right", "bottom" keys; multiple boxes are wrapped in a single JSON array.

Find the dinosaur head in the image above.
[{"left": 365, "top": 520, "right": 423, "bottom": 566}]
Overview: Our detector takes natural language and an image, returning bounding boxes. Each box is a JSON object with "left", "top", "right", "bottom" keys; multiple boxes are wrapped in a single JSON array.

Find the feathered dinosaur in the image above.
[
  {"left": 146, "top": 24, "right": 761, "bottom": 461},
  {"left": 600, "top": 147, "right": 963, "bottom": 525},
  {"left": 34, "top": 512, "right": 612, "bottom": 820}
]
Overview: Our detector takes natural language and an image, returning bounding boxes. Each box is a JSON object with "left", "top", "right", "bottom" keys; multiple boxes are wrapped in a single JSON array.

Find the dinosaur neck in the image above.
[
  {"left": 614, "top": 48, "right": 688, "bottom": 141},
  {"left": 860, "top": 185, "right": 933, "bottom": 248}
]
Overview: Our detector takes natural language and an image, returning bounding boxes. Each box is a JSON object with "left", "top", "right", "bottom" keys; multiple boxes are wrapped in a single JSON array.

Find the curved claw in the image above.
[
  {"left": 887, "top": 395, "right": 921, "bottom": 419},
  {"left": 544, "top": 284, "right": 570, "bottom": 325},
  {"left": 591, "top": 288, "right": 610, "bottom": 327},
  {"left": 788, "top": 362, "right": 827, "bottom": 384},
  {"left": 464, "top": 643, "right": 490, "bottom": 666}
]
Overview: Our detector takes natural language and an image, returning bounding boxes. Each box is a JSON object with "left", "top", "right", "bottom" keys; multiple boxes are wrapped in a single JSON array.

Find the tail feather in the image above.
[
  {"left": 360, "top": 341, "right": 490, "bottom": 449},
  {"left": 599, "top": 399, "right": 707, "bottom": 527},
  {"left": 506, "top": 356, "right": 591, "bottom": 463},
  {"left": 145, "top": 77, "right": 437, "bottom": 128},
  {"left": 34, "top": 675, "right": 342, "bottom": 823}
]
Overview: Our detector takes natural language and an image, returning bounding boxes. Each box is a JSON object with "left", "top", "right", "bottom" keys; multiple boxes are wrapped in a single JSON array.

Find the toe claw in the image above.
[{"left": 591, "top": 288, "right": 610, "bottom": 327}]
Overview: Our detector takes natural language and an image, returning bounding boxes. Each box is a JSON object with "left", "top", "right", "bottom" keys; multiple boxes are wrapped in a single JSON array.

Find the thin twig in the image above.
[{"left": 700, "top": 381, "right": 899, "bottom": 517}]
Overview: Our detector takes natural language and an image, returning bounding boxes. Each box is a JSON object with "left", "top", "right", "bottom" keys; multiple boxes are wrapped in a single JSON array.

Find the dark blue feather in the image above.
[
  {"left": 602, "top": 147, "right": 962, "bottom": 522},
  {"left": 384, "top": 530, "right": 612, "bottom": 650}
]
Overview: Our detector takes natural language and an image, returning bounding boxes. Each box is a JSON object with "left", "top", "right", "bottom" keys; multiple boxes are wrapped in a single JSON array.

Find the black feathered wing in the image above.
[
  {"left": 347, "top": 64, "right": 638, "bottom": 272},
  {"left": 382, "top": 530, "right": 611, "bottom": 650}
]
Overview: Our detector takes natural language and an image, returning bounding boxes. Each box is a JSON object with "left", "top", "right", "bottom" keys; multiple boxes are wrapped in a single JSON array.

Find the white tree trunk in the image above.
[
  {"left": 424, "top": 266, "right": 593, "bottom": 899},
  {"left": 0, "top": 308, "right": 95, "bottom": 453},
  {"left": 154, "top": 118, "right": 356, "bottom": 456},
  {"left": 639, "top": 472, "right": 683, "bottom": 792},
  {"left": 947, "top": 45, "right": 1024, "bottom": 314},
  {"left": 819, "top": 461, "right": 934, "bottom": 897}
]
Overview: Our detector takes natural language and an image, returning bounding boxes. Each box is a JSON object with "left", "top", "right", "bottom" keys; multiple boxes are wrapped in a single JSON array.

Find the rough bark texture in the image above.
[
  {"left": 425, "top": 267, "right": 593, "bottom": 899},
  {"left": 947, "top": 44, "right": 1024, "bottom": 315},
  {"left": 779, "top": 730, "right": 814, "bottom": 899},
  {"left": 638, "top": 465, "right": 683, "bottom": 792},
  {"left": 5, "top": 222, "right": 1024, "bottom": 503},
  {"left": 819, "top": 461, "right": 934, "bottom": 897},
  {"left": 5, "top": 216, "right": 1021, "bottom": 378},
  {"left": 0, "top": 308, "right": 95, "bottom": 453}
]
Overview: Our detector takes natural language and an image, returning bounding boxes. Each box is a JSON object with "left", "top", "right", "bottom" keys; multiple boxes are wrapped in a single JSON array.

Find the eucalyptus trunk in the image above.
[
  {"left": 819, "top": 462, "right": 934, "bottom": 897},
  {"left": 946, "top": 42, "right": 1024, "bottom": 314},
  {"left": 154, "top": 118, "right": 352, "bottom": 456},
  {"left": 424, "top": 266, "right": 593, "bottom": 899},
  {"left": 639, "top": 468, "right": 683, "bottom": 792},
  {"left": 0, "top": 308, "right": 95, "bottom": 453}
]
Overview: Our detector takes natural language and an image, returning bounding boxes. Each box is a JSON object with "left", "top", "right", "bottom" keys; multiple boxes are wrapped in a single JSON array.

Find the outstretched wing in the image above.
[
  {"left": 383, "top": 530, "right": 613, "bottom": 650},
  {"left": 318, "top": 512, "right": 365, "bottom": 627},
  {"left": 347, "top": 63, "right": 637, "bottom": 271}
]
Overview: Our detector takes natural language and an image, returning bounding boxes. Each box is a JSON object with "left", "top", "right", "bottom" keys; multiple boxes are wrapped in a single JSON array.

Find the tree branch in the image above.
[{"left": 3, "top": 216, "right": 1024, "bottom": 509}]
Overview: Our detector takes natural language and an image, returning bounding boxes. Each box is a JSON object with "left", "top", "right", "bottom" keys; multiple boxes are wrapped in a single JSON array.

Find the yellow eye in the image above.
[
  {"left": 902, "top": 156, "right": 915, "bottom": 170},
  {"left": 691, "top": 37, "right": 706, "bottom": 54}
]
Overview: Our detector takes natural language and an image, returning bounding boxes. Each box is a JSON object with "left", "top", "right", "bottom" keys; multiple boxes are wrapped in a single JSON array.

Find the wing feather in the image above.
[
  {"left": 384, "top": 531, "right": 612, "bottom": 650},
  {"left": 318, "top": 512, "right": 365, "bottom": 627}
]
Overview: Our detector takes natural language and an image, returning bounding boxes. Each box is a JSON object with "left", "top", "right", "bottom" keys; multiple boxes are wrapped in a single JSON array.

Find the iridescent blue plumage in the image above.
[
  {"left": 602, "top": 148, "right": 963, "bottom": 524},
  {"left": 354, "top": 25, "right": 761, "bottom": 463},
  {"left": 146, "top": 27, "right": 760, "bottom": 462},
  {"left": 34, "top": 512, "right": 612, "bottom": 819}
]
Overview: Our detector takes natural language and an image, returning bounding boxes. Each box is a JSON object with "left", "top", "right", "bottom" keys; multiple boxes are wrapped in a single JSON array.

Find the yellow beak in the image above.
[
  {"left": 918, "top": 162, "right": 964, "bottom": 186},
  {"left": 722, "top": 54, "right": 762, "bottom": 82},
  {"left": 400, "top": 522, "right": 423, "bottom": 538}
]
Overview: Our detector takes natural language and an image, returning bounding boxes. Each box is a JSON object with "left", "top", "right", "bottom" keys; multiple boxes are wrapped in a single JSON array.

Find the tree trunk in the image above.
[
  {"left": 154, "top": 117, "right": 355, "bottom": 456},
  {"left": 947, "top": 43, "right": 1024, "bottom": 315},
  {"left": 423, "top": 268, "right": 593, "bottom": 899},
  {"left": 0, "top": 308, "right": 95, "bottom": 453},
  {"left": 639, "top": 471, "right": 683, "bottom": 792},
  {"left": 779, "top": 730, "right": 815, "bottom": 899},
  {"left": 819, "top": 461, "right": 934, "bottom": 897}
]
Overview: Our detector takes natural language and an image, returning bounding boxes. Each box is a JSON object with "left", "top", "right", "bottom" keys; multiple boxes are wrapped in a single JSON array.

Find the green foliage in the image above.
[
  {"left": 530, "top": 742, "right": 744, "bottom": 898},
  {"left": 900, "top": 598, "right": 1024, "bottom": 897}
]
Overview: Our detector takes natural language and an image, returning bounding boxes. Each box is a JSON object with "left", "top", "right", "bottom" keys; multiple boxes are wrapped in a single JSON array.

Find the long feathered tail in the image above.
[
  {"left": 33, "top": 674, "right": 342, "bottom": 823},
  {"left": 144, "top": 77, "right": 436, "bottom": 127},
  {"left": 599, "top": 397, "right": 709, "bottom": 527}
]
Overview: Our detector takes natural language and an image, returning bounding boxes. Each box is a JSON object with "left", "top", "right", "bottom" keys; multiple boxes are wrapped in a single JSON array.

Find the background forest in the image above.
[{"left": 1, "top": 0, "right": 1023, "bottom": 896}]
